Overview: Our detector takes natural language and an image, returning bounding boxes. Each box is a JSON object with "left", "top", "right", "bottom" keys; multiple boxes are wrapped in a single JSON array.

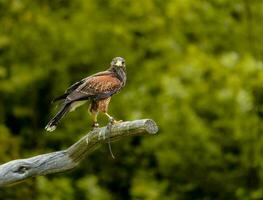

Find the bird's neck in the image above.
[{"left": 109, "top": 67, "right": 126, "bottom": 86}]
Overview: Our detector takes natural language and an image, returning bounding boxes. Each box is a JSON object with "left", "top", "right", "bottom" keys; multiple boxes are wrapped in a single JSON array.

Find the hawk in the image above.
[{"left": 45, "top": 57, "right": 126, "bottom": 132}]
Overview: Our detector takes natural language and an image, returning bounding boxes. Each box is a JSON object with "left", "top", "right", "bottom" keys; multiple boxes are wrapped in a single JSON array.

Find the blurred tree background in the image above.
[{"left": 0, "top": 0, "right": 263, "bottom": 199}]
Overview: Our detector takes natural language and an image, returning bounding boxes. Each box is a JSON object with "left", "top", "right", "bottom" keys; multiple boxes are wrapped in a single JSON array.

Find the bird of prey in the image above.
[{"left": 45, "top": 57, "right": 126, "bottom": 132}]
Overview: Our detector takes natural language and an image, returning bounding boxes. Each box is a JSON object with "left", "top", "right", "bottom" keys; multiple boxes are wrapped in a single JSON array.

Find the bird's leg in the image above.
[
  {"left": 104, "top": 113, "right": 122, "bottom": 124},
  {"left": 91, "top": 112, "right": 99, "bottom": 129},
  {"left": 89, "top": 101, "right": 99, "bottom": 130}
]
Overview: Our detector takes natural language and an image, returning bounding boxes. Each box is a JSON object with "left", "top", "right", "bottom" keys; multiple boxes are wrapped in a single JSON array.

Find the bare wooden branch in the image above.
[{"left": 0, "top": 119, "right": 158, "bottom": 187}]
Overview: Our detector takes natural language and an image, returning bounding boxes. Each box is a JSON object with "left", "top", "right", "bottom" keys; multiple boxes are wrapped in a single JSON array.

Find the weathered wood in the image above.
[{"left": 0, "top": 119, "right": 158, "bottom": 187}]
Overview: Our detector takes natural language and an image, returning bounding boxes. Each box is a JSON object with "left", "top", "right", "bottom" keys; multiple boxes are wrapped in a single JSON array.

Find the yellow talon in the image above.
[
  {"left": 113, "top": 119, "right": 122, "bottom": 124},
  {"left": 104, "top": 113, "right": 122, "bottom": 124}
]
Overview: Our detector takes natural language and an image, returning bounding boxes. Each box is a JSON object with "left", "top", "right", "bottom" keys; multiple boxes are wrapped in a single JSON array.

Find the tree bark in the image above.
[{"left": 0, "top": 119, "right": 158, "bottom": 187}]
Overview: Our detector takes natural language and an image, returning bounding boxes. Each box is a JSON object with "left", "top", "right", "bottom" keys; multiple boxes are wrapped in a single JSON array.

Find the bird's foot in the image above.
[
  {"left": 102, "top": 118, "right": 120, "bottom": 139},
  {"left": 97, "top": 118, "right": 122, "bottom": 140},
  {"left": 114, "top": 119, "right": 123, "bottom": 124},
  {"left": 109, "top": 117, "right": 122, "bottom": 125},
  {"left": 92, "top": 122, "right": 99, "bottom": 130}
]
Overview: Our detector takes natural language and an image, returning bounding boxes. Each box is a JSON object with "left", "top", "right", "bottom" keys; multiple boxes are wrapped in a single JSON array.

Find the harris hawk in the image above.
[{"left": 45, "top": 57, "right": 126, "bottom": 132}]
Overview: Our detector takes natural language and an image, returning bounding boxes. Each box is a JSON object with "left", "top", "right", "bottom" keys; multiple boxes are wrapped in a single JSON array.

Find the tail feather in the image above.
[{"left": 45, "top": 103, "right": 71, "bottom": 132}]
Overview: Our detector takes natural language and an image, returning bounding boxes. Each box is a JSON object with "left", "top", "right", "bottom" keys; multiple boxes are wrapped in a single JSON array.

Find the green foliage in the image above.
[{"left": 0, "top": 0, "right": 263, "bottom": 199}]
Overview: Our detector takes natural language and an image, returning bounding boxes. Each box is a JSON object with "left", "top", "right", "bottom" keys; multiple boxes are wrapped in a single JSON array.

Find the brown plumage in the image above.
[{"left": 45, "top": 57, "right": 126, "bottom": 132}]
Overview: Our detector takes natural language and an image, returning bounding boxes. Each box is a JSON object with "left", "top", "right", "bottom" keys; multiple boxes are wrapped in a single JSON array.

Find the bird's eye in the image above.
[{"left": 122, "top": 61, "right": 125, "bottom": 64}]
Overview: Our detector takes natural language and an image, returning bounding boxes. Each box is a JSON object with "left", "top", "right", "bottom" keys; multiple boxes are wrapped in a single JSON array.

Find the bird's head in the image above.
[
  {"left": 111, "top": 57, "right": 126, "bottom": 69},
  {"left": 110, "top": 56, "right": 127, "bottom": 84}
]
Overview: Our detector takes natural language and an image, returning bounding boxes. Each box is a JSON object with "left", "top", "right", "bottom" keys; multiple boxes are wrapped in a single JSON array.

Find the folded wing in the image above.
[{"left": 54, "top": 71, "right": 122, "bottom": 103}]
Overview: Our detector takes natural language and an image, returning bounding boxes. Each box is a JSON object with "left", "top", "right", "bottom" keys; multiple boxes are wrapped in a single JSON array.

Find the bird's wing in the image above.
[
  {"left": 66, "top": 72, "right": 122, "bottom": 102},
  {"left": 53, "top": 70, "right": 113, "bottom": 102},
  {"left": 66, "top": 71, "right": 112, "bottom": 93},
  {"left": 53, "top": 79, "right": 86, "bottom": 102},
  {"left": 65, "top": 79, "right": 86, "bottom": 94}
]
